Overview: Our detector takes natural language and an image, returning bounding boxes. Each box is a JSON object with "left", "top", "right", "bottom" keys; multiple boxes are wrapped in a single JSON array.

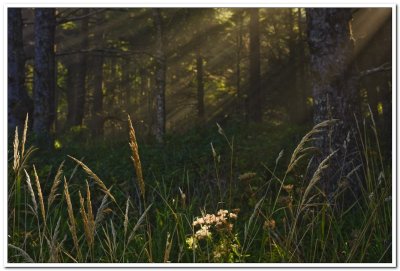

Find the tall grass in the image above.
[
  {"left": 9, "top": 115, "right": 36, "bottom": 245},
  {"left": 8, "top": 114, "right": 391, "bottom": 263}
]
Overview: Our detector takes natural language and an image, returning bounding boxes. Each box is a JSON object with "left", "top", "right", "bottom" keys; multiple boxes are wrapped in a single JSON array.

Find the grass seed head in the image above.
[
  {"left": 24, "top": 169, "right": 37, "bottom": 214},
  {"left": 13, "top": 128, "right": 20, "bottom": 173},
  {"left": 128, "top": 115, "right": 145, "bottom": 199},
  {"left": 33, "top": 165, "right": 46, "bottom": 224},
  {"left": 64, "top": 178, "right": 80, "bottom": 258},
  {"left": 48, "top": 162, "right": 64, "bottom": 209}
]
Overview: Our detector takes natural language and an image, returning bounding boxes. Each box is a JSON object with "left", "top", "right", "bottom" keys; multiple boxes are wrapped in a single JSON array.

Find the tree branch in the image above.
[
  {"left": 359, "top": 62, "right": 391, "bottom": 78},
  {"left": 57, "top": 8, "right": 106, "bottom": 24},
  {"left": 55, "top": 48, "right": 153, "bottom": 58},
  {"left": 23, "top": 8, "right": 106, "bottom": 25}
]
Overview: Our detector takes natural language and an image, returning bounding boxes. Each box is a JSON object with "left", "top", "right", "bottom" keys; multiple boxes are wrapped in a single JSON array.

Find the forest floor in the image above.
[{"left": 8, "top": 117, "right": 392, "bottom": 264}]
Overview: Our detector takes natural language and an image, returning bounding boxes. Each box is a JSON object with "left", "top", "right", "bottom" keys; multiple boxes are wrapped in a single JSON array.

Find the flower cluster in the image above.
[
  {"left": 283, "top": 184, "right": 294, "bottom": 193},
  {"left": 193, "top": 209, "right": 238, "bottom": 233},
  {"left": 187, "top": 209, "right": 239, "bottom": 249},
  {"left": 263, "top": 218, "right": 276, "bottom": 230},
  {"left": 238, "top": 172, "right": 257, "bottom": 182},
  {"left": 195, "top": 225, "right": 212, "bottom": 240}
]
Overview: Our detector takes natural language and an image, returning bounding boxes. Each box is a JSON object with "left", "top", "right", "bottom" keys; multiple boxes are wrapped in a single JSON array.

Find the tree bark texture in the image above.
[
  {"left": 8, "top": 8, "right": 32, "bottom": 131},
  {"left": 247, "top": 8, "right": 262, "bottom": 122},
  {"left": 306, "top": 8, "right": 361, "bottom": 194},
  {"left": 153, "top": 8, "right": 166, "bottom": 143},
  {"left": 33, "top": 8, "right": 56, "bottom": 139}
]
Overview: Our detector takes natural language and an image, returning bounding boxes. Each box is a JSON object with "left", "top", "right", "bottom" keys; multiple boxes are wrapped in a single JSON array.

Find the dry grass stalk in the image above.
[
  {"left": 210, "top": 142, "right": 217, "bottom": 158},
  {"left": 47, "top": 162, "right": 64, "bottom": 209},
  {"left": 78, "top": 191, "right": 90, "bottom": 243},
  {"left": 62, "top": 250, "right": 78, "bottom": 263},
  {"left": 300, "top": 150, "right": 338, "bottom": 210},
  {"left": 46, "top": 216, "right": 61, "bottom": 262},
  {"left": 21, "top": 114, "right": 28, "bottom": 158},
  {"left": 163, "top": 232, "right": 172, "bottom": 263},
  {"left": 23, "top": 169, "right": 37, "bottom": 214},
  {"left": 13, "top": 127, "right": 20, "bottom": 173},
  {"left": 127, "top": 204, "right": 152, "bottom": 245},
  {"left": 286, "top": 119, "right": 338, "bottom": 174},
  {"left": 79, "top": 190, "right": 94, "bottom": 248},
  {"left": 32, "top": 165, "right": 46, "bottom": 224},
  {"left": 8, "top": 244, "right": 34, "bottom": 263},
  {"left": 110, "top": 220, "right": 117, "bottom": 255},
  {"left": 94, "top": 194, "right": 110, "bottom": 230},
  {"left": 63, "top": 177, "right": 80, "bottom": 257},
  {"left": 128, "top": 115, "right": 145, "bottom": 198},
  {"left": 86, "top": 181, "right": 95, "bottom": 237},
  {"left": 101, "top": 224, "right": 115, "bottom": 260},
  {"left": 288, "top": 149, "right": 339, "bottom": 247},
  {"left": 68, "top": 155, "right": 116, "bottom": 203},
  {"left": 124, "top": 197, "right": 130, "bottom": 238}
]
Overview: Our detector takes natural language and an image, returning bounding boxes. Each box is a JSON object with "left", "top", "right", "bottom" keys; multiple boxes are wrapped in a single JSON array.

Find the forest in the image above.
[{"left": 7, "top": 8, "right": 393, "bottom": 264}]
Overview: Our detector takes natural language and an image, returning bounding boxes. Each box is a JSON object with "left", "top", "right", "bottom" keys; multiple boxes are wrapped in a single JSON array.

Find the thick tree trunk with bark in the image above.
[
  {"left": 8, "top": 8, "right": 32, "bottom": 131},
  {"left": 153, "top": 8, "right": 166, "bottom": 143},
  {"left": 33, "top": 8, "right": 56, "bottom": 139},
  {"left": 247, "top": 8, "right": 262, "bottom": 122},
  {"left": 306, "top": 8, "right": 361, "bottom": 194}
]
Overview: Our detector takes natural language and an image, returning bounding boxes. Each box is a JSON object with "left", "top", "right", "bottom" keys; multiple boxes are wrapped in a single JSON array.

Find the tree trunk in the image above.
[
  {"left": 236, "top": 11, "right": 244, "bottom": 115},
  {"left": 286, "top": 8, "right": 299, "bottom": 123},
  {"left": 107, "top": 58, "right": 117, "bottom": 107},
  {"left": 33, "top": 8, "right": 56, "bottom": 140},
  {"left": 74, "top": 8, "right": 90, "bottom": 126},
  {"left": 288, "top": 8, "right": 307, "bottom": 124},
  {"left": 64, "top": 10, "right": 89, "bottom": 128},
  {"left": 8, "top": 8, "right": 32, "bottom": 131},
  {"left": 141, "top": 69, "right": 153, "bottom": 138},
  {"left": 196, "top": 51, "right": 205, "bottom": 121},
  {"left": 306, "top": 8, "right": 360, "bottom": 194},
  {"left": 247, "top": 8, "right": 262, "bottom": 122},
  {"left": 122, "top": 58, "right": 131, "bottom": 109},
  {"left": 137, "top": 68, "right": 154, "bottom": 137},
  {"left": 90, "top": 19, "right": 105, "bottom": 137},
  {"left": 296, "top": 8, "right": 308, "bottom": 123},
  {"left": 65, "top": 57, "right": 77, "bottom": 128},
  {"left": 153, "top": 8, "right": 166, "bottom": 143}
]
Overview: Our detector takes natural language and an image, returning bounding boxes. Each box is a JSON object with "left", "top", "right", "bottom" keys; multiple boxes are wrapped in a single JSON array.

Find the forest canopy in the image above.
[{"left": 9, "top": 8, "right": 391, "bottom": 141}]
